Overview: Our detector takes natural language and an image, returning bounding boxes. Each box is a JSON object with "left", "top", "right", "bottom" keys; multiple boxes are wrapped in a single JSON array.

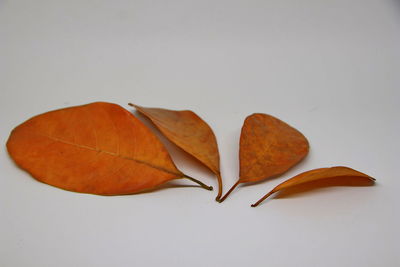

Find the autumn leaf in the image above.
[
  {"left": 219, "top": 113, "right": 309, "bottom": 202},
  {"left": 251, "top": 166, "right": 375, "bottom": 207},
  {"left": 6, "top": 102, "right": 212, "bottom": 195},
  {"left": 129, "top": 103, "right": 223, "bottom": 201}
]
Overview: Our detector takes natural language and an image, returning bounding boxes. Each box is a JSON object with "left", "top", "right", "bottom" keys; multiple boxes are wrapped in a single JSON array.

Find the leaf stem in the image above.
[
  {"left": 215, "top": 173, "right": 223, "bottom": 201},
  {"left": 218, "top": 181, "right": 240, "bottom": 203},
  {"left": 183, "top": 175, "right": 213, "bottom": 191},
  {"left": 251, "top": 191, "right": 274, "bottom": 207}
]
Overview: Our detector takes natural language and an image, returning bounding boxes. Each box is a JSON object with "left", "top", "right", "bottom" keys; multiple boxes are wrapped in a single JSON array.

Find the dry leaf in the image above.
[
  {"left": 219, "top": 113, "right": 309, "bottom": 202},
  {"left": 6, "top": 102, "right": 212, "bottom": 195},
  {"left": 129, "top": 103, "right": 223, "bottom": 200},
  {"left": 251, "top": 166, "right": 375, "bottom": 207}
]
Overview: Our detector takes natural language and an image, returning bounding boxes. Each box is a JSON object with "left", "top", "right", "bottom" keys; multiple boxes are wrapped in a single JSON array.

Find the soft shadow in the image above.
[
  {"left": 275, "top": 176, "right": 376, "bottom": 199},
  {"left": 134, "top": 181, "right": 202, "bottom": 195}
]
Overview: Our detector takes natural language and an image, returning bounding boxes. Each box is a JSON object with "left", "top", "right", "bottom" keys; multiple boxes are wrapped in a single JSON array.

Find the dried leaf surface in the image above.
[
  {"left": 251, "top": 166, "right": 375, "bottom": 207},
  {"left": 7, "top": 102, "right": 211, "bottom": 195},
  {"left": 129, "top": 103, "right": 223, "bottom": 200},
  {"left": 219, "top": 113, "right": 309, "bottom": 202}
]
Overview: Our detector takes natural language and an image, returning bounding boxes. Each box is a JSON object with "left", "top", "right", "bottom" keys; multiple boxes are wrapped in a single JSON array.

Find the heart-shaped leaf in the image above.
[
  {"left": 7, "top": 102, "right": 212, "bottom": 195},
  {"left": 129, "top": 103, "right": 223, "bottom": 200},
  {"left": 219, "top": 113, "right": 309, "bottom": 202},
  {"left": 251, "top": 166, "right": 375, "bottom": 207}
]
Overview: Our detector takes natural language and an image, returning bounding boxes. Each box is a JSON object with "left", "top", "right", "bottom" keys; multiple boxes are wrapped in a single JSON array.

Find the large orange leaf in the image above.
[
  {"left": 129, "top": 103, "right": 223, "bottom": 200},
  {"left": 6, "top": 102, "right": 212, "bottom": 195},
  {"left": 251, "top": 166, "right": 375, "bottom": 207},
  {"left": 219, "top": 113, "right": 309, "bottom": 202}
]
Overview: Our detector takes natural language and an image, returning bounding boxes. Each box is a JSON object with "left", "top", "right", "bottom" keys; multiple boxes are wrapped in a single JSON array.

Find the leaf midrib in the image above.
[{"left": 35, "top": 132, "right": 183, "bottom": 178}]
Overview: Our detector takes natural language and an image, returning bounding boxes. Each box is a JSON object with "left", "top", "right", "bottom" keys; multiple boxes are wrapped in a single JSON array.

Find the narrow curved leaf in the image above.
[
  {"left": 251, "top": 166, "right": 375, "bottom": 207},
  {"left": 219, "top": 113, "right": 309, "bottom": 202},
  {"left": 129, "top": 103, "right": 223, "bottom": 200},
  {"left": 7, "top": 102, "right": 212, "bottom": 195}
]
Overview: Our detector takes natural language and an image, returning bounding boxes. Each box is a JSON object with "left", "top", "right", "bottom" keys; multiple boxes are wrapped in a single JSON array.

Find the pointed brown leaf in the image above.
[
  {"left": 7, "top": 102, "right": 212, "bottom": 195},
  {"left": 219, "top": 113, "right": 309, "bottom": 202},
  {"left": 251, "top": 166, "right": 375, "bottom": 206},
  {"left": 129, "top": 103, "right": 223, "bottom": 200}
]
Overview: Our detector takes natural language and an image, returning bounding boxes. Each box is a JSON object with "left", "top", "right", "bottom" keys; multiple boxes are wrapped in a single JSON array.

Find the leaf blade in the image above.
[
  {"left": 219, "top": 113, "right": 309, "bottom": 202},
  {"left": 239, "top": 113, "right": 309, "bottom": 183},
  {"left": 7, "top": 102, "right": 190, "bottom": 195},
  {"left": 251, "top": 166, "right": 375, "bottom": 207},
  {"left": 129, "top": 103, "right": 223, "bottom": 199}
]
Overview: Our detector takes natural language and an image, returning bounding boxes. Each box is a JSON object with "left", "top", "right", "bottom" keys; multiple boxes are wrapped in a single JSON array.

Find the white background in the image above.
[{"left": 1, "top": 0, "right": 399, "bottom": 266}]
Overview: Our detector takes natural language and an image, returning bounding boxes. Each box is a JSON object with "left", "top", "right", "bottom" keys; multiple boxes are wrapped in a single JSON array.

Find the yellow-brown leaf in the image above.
[
  {"left": 219, "top": 113, "right": 309, "bottom": 202},
  {"left": 251, "top": 166, "right": 375, "bottom": 207},
  {"left": 7, "top": 102, "right": 212, "bottom": 195},
  {"left": 129, "top": 103, "right": 222, "bottom": 200}
]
